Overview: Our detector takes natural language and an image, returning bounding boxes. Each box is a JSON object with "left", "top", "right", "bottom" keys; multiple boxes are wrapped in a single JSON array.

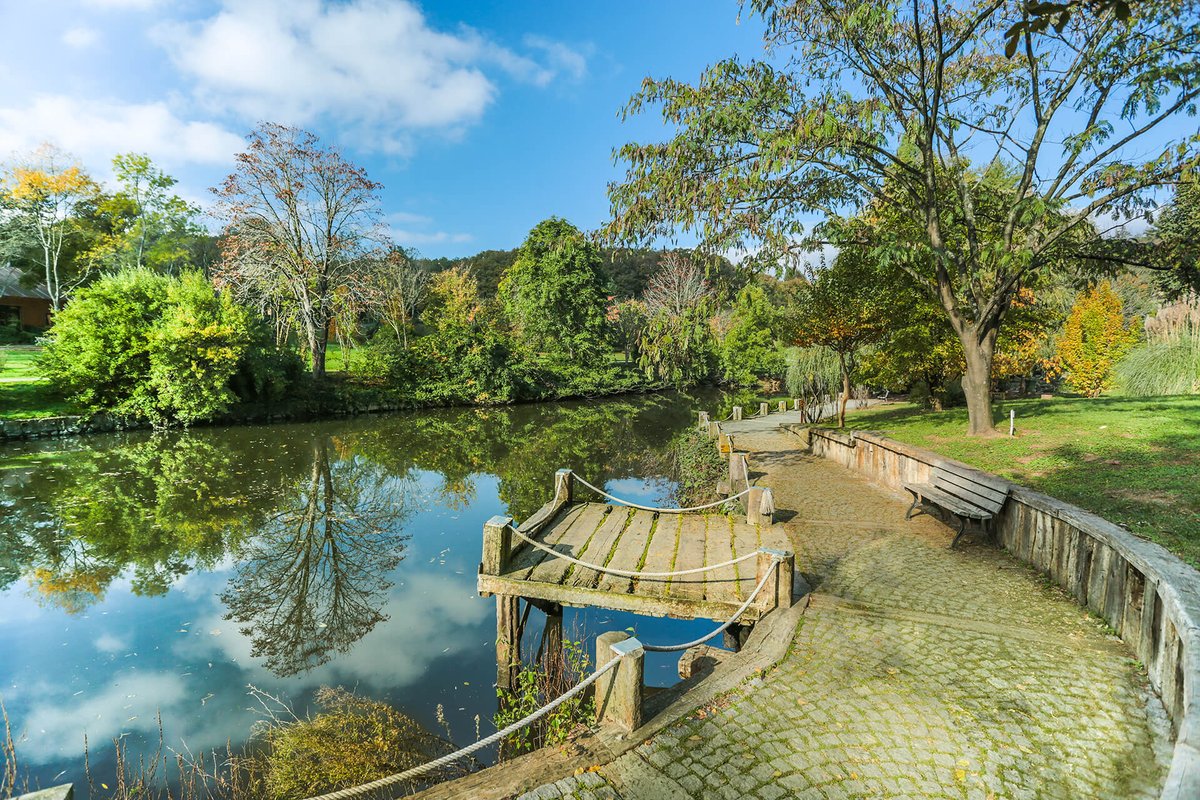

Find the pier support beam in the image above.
[
  {"left": 496, "top": 595, "right": 522, "bottom": 690},
  {"left": 595, "top": 632, "right": 644, "bottom": 732},
  {"left": 538, "top": 603, "right": 564, "bottom": 688},
  {"left": 706, "top": 421, "right": 720, "bottom": 438}
]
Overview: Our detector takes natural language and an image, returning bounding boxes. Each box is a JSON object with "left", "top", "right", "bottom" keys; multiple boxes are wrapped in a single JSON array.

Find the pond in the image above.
[{"left": 0, "top": 391, "right": 727, "bottom": 791}]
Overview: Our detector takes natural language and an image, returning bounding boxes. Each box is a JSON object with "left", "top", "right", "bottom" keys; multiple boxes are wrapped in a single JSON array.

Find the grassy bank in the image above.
[
  {"left": 0, "top": 346, "right": 83, "bottom": 420},
  {"left": 843, "top": 396, "right": 1200, "bottom": 568}
]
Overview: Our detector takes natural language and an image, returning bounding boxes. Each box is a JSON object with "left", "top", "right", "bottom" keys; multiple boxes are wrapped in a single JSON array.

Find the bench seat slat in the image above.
[
  {"left": 903, "top": 482, "right": 995, "bottom": 519},
  {"left": 932, "top": 464, "right": 1009, "bottom": 496},
  {"left": 932, "top": 468, "right": 1008, "bottom": 507}
]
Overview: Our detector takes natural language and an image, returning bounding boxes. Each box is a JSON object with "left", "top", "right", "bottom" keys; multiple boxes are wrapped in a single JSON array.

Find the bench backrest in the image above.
[{"left": 931, "top": 465, "right": 1009, "bottom": 514}]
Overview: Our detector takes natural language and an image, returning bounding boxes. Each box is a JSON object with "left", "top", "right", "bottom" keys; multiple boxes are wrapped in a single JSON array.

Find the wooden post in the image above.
[
  {"left": 732, "top": 406, "right": 743, "bottom": 421},
  {"left": 719, "top": 432, "right": 733, "bottom": 454},
  {"left": 554, "top": 468, "right": 573, "bottom": 505},
  {"left": 481, "top": 515, "right": 514, "bottom": 576},
  {"left": 698, "top": 410, "right": 710, "bottom": 429},
  {"left": 729, "top": 452, "right": 748, "bottom": 491},
  {"left": 746, "top": 487, "right": 771, "bottom": 526},
  {"left": 496, "top": 595, "right": 522, "bottom": 690},
  {"left": 595, "top": 632, "right": 643, "bottom": 731},
  {"left": 706, "top": 421, "right": 721, "bottom": 438},
  {"left": 756, "top": 548, "right": 795, "bottom": 611},
  {"left": 793, "top": 398, "right": 801, "bottom": 411},
  {"left": 759, "top": 487, "right": 775, "bottom": 524},
  {"left": 777, "top": 401, "right": 787, "bottom": 413},
  {"left": 759, "top": 402, "right": 769, "bottom": 416}
]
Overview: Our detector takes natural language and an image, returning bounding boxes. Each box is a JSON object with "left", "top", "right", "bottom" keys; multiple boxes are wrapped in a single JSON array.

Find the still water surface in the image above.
[{"left": 0, "top": 392, "right": 724, "bottom": 789}]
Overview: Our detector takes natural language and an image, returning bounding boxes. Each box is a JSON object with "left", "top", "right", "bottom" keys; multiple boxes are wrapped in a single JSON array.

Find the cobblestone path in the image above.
[{"left": 516, "top": 421, "right": 1171, "bottom": 800}]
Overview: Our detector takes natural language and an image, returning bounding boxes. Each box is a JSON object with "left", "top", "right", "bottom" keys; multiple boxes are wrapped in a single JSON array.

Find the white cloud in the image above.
[
  {"left": 62, "top": 26, "right": 101, "bottom": 49},
  {"left": 384, "top": 211, "right": 471, "bottom": 247},
  {"left": 82, "top": 0, "right": 161, "bottom": 9},
  {"left": 155, "top": 0, "right": 588, "bottom": 151},
  {"left": 0, "top": 95, "right": 243, "bottom": 169},
  {"left": 390, "top": 229, "right": 473, "bottom": 246},
  {"left": 94, "top": 633, "right": 130, "bottom": 654}
]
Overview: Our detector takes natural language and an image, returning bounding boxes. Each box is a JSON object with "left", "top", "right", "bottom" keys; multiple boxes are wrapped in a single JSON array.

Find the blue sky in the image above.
[{"left": 0, "top": 0, "right": 768, "bottom": 257}]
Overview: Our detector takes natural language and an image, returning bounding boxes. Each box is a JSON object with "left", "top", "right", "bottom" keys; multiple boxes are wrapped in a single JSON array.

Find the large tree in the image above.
[
  {"left": 500, "top": 218, "right": 609, "bottom": 362},
  {"left": 88, "top": 153, "right": 203, "bottom": 274},
  {"left": 607, "top": 0, "right": 1200, "bottom": 434},
  {"left": 1, "top": 143, "right": 100, "bottom": 310},
  {"left": 212, "top": 123, "right": 385, "bottom": 378}
]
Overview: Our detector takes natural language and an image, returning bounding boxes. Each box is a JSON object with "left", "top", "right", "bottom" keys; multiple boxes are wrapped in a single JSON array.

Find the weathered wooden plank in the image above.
[
  {"left": 634, "top": 513, "right": 680, "bottom": 594},
  {"left": 596, "top": 510, "right": 655, "bottom": 595},
  {"left": 527, "top": 504, "right": 610, "bottom": 585},
  {"left": 566, "top": 506, "right": 632, "bottom": 589},
  {"left": 507, "top": 504, "right": 586, "bottom": 577},
  {"left": 476, "top": 572, "right": 766, "bottom": 622},
  {"left": 669, "top": 515, "right": 708, "bottom": 600},
  {"left": 730, "top": 518, "right": 761, "bottom": 599},
  {"left": 704, "top": 514, "right": 741, "bottom": 605}
]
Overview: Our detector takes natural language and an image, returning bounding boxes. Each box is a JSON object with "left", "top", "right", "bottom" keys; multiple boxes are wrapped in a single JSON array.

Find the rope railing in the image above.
[
  {"left": 302, "top": 552, "right": 786, "bottom": 800},
  {"left": 643, "top": 557, "right": 780, "bottom": 652},
  {"left": 572, "top": 473, "right": 751, "bottom": 514},
  {"left": 509, "top": 523, "right": 759, "bottom": 578},
  {"left": 301, "top": 654, "right": 624, "bottom": 800}
]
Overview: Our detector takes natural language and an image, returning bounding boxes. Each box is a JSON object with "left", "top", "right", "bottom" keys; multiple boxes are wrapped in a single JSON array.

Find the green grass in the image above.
[
  {"left": 0, "top": 380, "right": 81, "bottom": 420},
  {"left": 0, "top": 345, "right": 44, "bottom": 381},
  {"left": 843, "top": 396, "right": 1200, "bottom": 568}
]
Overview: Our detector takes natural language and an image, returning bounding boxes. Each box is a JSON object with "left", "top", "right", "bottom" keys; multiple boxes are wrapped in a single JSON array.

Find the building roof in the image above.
[{"left": 0, "top": 265, "right": 51, "bottom": 301}]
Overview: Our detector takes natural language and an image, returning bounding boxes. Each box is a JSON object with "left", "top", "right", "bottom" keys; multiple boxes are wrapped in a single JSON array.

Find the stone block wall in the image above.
[{"left": 807, "top": 427, "right": 1200, "bottom": 799}]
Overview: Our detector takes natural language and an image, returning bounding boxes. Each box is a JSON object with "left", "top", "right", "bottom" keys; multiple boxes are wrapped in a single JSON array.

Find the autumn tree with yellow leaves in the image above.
[
  {"left": 2, "top": 143, "right": 100, "bottom": 310},
  {"left": 1054, "top": 282, "right": 1139, "bottom": 397}
]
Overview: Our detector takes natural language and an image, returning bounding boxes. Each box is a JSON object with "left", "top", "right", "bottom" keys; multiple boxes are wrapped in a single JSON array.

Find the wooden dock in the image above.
[{"left": 478, "top": 470, "right": 793, "bottom": 624}]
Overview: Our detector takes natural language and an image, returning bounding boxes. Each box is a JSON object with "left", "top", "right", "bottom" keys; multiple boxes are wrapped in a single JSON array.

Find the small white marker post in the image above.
[{"left": 1009, "top": 408, "right": 1015, "bottom": 437}]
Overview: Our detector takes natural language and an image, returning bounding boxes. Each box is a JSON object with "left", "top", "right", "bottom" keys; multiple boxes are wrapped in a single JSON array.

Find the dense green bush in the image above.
[
  {"left": 721, "top": 283, "right": 785, "bottom": 386},
  {"left": 41, "top": 269, "right": 292, "bottom": 424}
]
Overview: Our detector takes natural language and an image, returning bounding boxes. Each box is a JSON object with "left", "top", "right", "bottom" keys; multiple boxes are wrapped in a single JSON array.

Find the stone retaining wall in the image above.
[
  {"left": 0, "top": 414, "right": 127, "bottom": 441},
  {"left": 806, "top": 427, "right": 1200, "bottom": 798}
]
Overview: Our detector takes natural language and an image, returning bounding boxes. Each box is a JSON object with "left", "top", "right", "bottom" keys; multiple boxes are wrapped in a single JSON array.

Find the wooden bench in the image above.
[{"left": 903, "top": 465, "right": 1010, "bottom": 547}]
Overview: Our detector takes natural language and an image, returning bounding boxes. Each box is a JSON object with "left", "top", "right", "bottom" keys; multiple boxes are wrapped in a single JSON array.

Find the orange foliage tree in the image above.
[{"left": 1054, "top": 282, "right": 1138, "bottom": 397}]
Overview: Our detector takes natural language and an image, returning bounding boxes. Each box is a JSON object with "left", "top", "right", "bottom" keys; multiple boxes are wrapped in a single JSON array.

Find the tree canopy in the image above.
[{"left": 607, "top": 0, "right": 1200, "bottom": 434}]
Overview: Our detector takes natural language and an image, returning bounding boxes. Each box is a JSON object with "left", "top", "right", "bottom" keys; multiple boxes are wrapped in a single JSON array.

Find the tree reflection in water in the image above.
[{"left": 221, "top": 437, "right": 413, "bottom": 677}]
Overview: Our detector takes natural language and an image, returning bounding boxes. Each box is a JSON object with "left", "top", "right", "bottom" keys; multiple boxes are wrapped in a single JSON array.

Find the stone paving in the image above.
[{"left": 515, "top": 419, "right": 1172, "bottom": 800}]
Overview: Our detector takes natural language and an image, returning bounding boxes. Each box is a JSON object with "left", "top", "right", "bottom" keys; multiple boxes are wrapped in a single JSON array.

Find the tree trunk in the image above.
[
  {"left": 838, "top": 359, "right": 850, "bottom": 428},
  {"left": 311, "top": 323, "right": 328, "bottom": 379},
  {"left": 959, "top": 325, "right": 997, "bottom": 436}
]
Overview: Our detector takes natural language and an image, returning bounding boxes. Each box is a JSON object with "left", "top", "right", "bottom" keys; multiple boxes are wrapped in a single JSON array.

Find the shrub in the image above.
[
  {"left": 494, "top": 638, "right": 594, "bottom": 760},
  {"left": 41, "top": 269, "right": 291, "bottom": 424},
  {"left": 663, "top": 427, "right": 727, "bottom": 507},
  {"left": 1054, "top": 282, "right": 1138, "bottom": 397}
]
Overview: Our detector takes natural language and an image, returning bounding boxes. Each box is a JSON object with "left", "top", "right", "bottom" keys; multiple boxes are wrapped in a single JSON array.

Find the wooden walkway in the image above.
[{"left": 477, "top": 501, "right": 789, "bottom": 622}]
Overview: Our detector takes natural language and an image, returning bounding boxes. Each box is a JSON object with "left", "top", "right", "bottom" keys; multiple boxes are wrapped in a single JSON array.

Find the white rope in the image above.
[
  {"left": 643, "top": 557, "right": 781, "bottom": 652},
  {"left": 573, "top": 474, "right": 751, "bottom": 514},
  {"left": 302, "top": 655, "right": 623, "bottom": 800},
  {"left": 510, "top": 524, "right": 759, "bottom": 578}
]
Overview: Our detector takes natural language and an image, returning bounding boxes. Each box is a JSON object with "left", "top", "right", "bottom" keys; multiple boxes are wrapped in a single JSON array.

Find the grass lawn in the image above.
[
  {"left": 0, "top": 345, "right": 44, "bottom": 381},
  {"left": 844, "top": 395, "right": 1200, "bottom": 568},
  {"left": 0, "top": 345, "right": 82, "bottom": 420},
  {"left": 0, "top": 381, "right": 81, "bottom": 420}
]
